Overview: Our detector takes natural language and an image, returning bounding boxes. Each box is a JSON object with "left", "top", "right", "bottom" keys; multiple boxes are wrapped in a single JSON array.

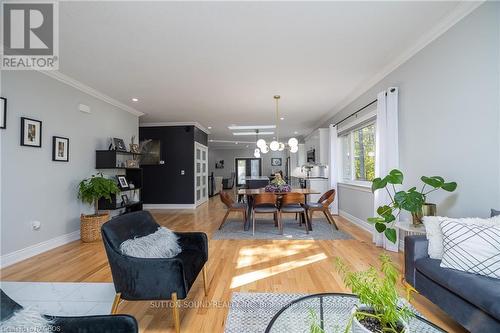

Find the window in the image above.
[{"left": 341, "top": 122, "right": 376, "bottom": 183}]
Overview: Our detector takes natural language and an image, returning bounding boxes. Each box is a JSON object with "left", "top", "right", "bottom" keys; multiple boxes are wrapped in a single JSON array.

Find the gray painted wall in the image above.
[
  {"left": 338, "top": 185, "right": 374, "bottom": 224},
  {"left": 209, "top": 148, "right": 288, "bottom": 179},
  {"left": 1, "top": 71, "right": 138, "bottom": 255},
  {"left": 325, "top": 3, "right": 500, "bottom": 221}
]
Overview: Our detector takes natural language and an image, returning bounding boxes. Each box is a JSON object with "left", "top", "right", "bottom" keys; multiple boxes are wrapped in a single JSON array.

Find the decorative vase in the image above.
[
  {"left": 411, "top": 203, "right": 437, "bottom": 225},
  {"left": 80, "top": 212, "right": 110, "bottom": 242},
  {"left": 351, "top": 306, "right": 408, "bottom": 333}
]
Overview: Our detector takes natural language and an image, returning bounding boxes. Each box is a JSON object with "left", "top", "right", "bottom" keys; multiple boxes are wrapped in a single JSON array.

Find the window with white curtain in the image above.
[{"left": 341, "top": 122, "right": 376, "bottom": 183}]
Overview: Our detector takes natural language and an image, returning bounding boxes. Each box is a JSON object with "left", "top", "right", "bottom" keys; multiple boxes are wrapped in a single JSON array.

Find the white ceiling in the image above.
[{"left": 58, "top": 1, "right": 465, "bottom": 146}]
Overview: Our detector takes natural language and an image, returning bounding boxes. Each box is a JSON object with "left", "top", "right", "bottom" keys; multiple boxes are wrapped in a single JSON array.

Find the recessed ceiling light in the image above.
[
  {"left": 246, "top": 145, "right": 249, "bottom": 148},
  {"left": 131, "top": 98, "right": 139, "bottom": 102},
  {"left": 235, "top": 142, "right": 238, "bottom": 144},
  {"left": 233, "top": 131, "right": 274, "bottom": 136},
  {"left": 280, "top": 117, "right": 284, "bottom": 120},
  {"left": 207, "top": 126, "right": 212, "bottom": 129},
  {"left": 228, "top": 125, "right": 276, "bottom": 130},
  {"left": 294, "top": 131, "right": 298, "bottom": 134}
]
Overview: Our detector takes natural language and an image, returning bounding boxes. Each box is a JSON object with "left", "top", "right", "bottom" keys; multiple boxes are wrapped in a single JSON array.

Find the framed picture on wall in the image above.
[
  {"left": 215, "top": 160, "right": 224, "bottom": 169},
  {"left": 52, "top": 136, "right": 69, "bottom": 162},
  {"left": 139, "top": 139, "right": 161, "bottom": 165},
  {"left": 271, "top": 158, "right": 282, "bottom": 166},
  {"left": 20, "top": 117, "right": 42, "bottom": 147},
  {"left": 0, "top": 97, "right": 6, "bottom": 129}
]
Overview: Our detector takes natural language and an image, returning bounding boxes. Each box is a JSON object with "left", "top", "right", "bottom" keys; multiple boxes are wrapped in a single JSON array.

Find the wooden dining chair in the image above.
[
  {"left": 252, "top": 193, "right": 279, "bottom": 235},
  {"left": 305, "top": 189, "right": 338, "bottom": 229},
  {"left": 219, "top": 191, "right": 247, "bottom": 230},
  {"left": 280, "top": 193, "right": 310, "bottom": 234}
]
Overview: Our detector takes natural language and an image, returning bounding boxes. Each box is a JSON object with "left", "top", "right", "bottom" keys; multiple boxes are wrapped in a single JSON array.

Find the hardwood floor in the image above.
[{"left": 0, "top": 195, "right": 466, "bottom": 333}]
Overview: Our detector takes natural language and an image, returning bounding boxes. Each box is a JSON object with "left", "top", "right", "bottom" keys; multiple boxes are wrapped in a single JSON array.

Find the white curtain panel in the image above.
[
  {"left": 328, "top": 124, "right": 340, "bottom": 214},
  {"left": 374, "top": 87, "right": 400, "bottom": 252}
]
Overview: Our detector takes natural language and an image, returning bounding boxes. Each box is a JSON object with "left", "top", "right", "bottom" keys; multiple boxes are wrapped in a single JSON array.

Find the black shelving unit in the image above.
[{"left": 96, "top": 150, "right": 143, "bottom": 214}]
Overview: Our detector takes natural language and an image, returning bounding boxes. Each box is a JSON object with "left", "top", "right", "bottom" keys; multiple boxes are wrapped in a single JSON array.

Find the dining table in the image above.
[{"left": 237, "top": 188, "right": 320, "bottom": 231}]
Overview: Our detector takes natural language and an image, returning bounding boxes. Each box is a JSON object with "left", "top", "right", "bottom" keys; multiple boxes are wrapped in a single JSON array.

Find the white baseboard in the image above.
[
  {"left": 338, "top": 209, "right": 373, "bottom": 234},
  {"left": 0, "top": 230, "right": 80, "bottom": 269},
  {"left": 144, "top": 204, "right": 196, "bottom": 210}
]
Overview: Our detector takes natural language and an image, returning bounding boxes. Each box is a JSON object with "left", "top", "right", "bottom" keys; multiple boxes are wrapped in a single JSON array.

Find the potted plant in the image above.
[
  {"left": 78, "top": 173, "right": 120, "bottom": 242},
  {"left": 334, "top": 254, "right": 414, "bottom": 333},
  {"left": 368, "top": 169, "right": 457, "bottom": 243}
]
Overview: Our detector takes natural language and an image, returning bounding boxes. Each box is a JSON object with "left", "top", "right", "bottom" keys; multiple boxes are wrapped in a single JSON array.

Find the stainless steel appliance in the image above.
[{"left": 307, "top": 149, "right": 315, "bottom": 163}]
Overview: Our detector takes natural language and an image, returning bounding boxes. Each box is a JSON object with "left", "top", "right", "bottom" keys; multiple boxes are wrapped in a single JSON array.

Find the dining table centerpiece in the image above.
[{"left": 265, "top": 173, "right": 291, "bottom": 192}]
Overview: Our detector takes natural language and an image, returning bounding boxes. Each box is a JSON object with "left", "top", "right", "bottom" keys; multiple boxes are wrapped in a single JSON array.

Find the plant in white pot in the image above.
[
  {"left": 334, "top": 254, "right": 414, "bottom": 333},
  {"left": 78, "top": 173, "right": 120, "bottom": 242}
]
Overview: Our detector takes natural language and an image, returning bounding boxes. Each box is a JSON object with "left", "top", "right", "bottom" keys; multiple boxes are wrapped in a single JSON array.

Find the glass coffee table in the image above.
[{"left": 265, "top": 293, "right": 446, "bottom": 333}]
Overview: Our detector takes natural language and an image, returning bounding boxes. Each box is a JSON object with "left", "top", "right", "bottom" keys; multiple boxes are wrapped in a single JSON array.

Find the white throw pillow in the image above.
[
  {"left": 0, "top": 308, "right": 53, "bottom": 332},
  {"left": 120, "top": 227, "right": 181, "bottom": 258},
  {"left": 422, "top": 215, "right": 500, "bottom": 259},
  {"left": 440, "top": 220, "right": 500, "bottom": 279}
]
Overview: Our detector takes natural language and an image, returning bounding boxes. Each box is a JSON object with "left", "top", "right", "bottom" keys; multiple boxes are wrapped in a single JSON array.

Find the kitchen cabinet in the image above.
[{"left": 305, "top": 128, "right": 329, "bottom": 165}]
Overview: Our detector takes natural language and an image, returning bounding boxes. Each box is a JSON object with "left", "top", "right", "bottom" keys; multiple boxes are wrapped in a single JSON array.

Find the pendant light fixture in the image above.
[{"left": 256, "top": 95, "right": 298, "bottom": 154}]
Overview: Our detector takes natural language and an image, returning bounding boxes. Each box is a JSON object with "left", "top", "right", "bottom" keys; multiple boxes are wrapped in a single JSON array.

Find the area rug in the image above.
[
  {"left": 212, "top": 218, "right": 352, "bottom": 240},
  {"left": 0, "top": 281, "right": 115, "bottom": 316},
  {"left": 224, "top": 292, "right": 432, "bottom": 333}
]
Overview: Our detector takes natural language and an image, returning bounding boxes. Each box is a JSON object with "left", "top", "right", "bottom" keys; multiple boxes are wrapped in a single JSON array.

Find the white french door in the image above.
[{"left": 195, "top": 142, "right": 208, "bottom": 206}]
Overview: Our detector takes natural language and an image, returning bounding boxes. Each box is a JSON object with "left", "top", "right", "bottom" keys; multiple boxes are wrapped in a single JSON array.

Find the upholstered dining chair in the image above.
[
  {"left": 305, "top": 189, "right": 338, "bottom": 229},
  {"left": 0, "top": 289, "right": 138, "bottom": 333},
  {"left": 219, "top": 191, "right": 247, "bottom": 230},
  {"left": 280, "top": 193, "right": 310, "bottom": 234},
  {"left": 101, "top": 211, "right": 208, "bottom": 333},
  {"left": 252, "top": 192, "right": 279, "bottom": 235}
]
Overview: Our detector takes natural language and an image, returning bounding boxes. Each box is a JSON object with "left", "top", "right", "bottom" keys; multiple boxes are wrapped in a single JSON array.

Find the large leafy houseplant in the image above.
[
  {"left": 368, "top": 170, "right": 457, "bottom": 243},
  {"left": 78, "top": 173, "right": 120, "bottom": 216},
  {"left": 334, "top": 254, "right": 413, "bottom": 333}
]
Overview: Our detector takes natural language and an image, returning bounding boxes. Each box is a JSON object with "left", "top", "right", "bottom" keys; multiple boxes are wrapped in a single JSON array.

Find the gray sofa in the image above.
[{"left": 405, "top": 235, "right": 500, "bottom": 332}]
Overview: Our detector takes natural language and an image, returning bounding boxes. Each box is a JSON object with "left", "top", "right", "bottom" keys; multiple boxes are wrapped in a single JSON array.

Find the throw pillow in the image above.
[
  {"left": 120, "top": 227, "right": 181, "bottom": 258},
  {"left": 422, "top": 215, "right": 500, "bottom": 259},
  {"left": 440, "top": 220, "right": 500, "bottom": 279},
  {"left": 492, "top": 209, "right": 500, "bottom": 217},
  {"left": 0, "top": 308, "right": 53, "bottom": 332}
]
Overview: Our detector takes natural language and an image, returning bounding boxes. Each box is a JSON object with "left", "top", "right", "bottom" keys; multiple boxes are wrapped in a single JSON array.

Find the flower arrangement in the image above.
[
  {"left": 265, "top": 172, "right": 291, "bottom": 192},
  {"left": 265, "top": 183, "right": 291, "bottom": 192}
]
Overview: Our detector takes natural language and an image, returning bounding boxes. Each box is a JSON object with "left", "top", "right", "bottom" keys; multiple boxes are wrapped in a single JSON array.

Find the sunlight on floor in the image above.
[
  {"left": 230, "top": 252, "right": 328, "bottom": 288},
  {"left": 236, "top": 243, "right": 317, "bottom": 269}
]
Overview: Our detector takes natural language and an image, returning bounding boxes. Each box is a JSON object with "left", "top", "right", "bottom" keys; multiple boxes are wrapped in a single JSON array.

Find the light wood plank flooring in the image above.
[{"left": 0, "top": 195, "right": 466, "bottom": 333}]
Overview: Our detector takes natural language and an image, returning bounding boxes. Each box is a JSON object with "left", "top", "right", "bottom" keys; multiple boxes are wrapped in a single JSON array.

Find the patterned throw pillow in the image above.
[
  {"left": 423, "top": 215, "right": 500, "bottom": 259},
  {"left": 440, "top": 220, "right": 500, "bottom": 279}
]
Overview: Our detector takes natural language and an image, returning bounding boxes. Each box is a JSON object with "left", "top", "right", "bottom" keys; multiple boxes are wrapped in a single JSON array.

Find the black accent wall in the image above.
[
  {"left": 139, "top": 126, "right": 202, "bottom": 204},
  {"left": 194, "top": 126, "right": 208, "bottom": 146}
]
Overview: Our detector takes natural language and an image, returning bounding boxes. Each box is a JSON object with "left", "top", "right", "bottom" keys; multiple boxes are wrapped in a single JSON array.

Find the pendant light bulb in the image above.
[
  {"left": 270, "top": 140, "right": 279, "bottom": 151},
  {"left": 290, "top": 145, "right": 299, "bottom": 153},
  {"left": 261, "top": 145, "right": 269, "bottom": 154},
  {"left": 288, "top": 137, "right": 298, "bottom": 147},
  {"left": 256, "top": 139, "right": 266, "bottom": 149},
  {"left": 278, "top": 142, "right": 285, "bottom": 151}
]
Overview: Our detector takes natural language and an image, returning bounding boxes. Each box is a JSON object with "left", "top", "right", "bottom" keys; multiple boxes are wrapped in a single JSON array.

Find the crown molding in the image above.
[
  {"left": 39, "top": 70, "right": 144, "bottom": 117},
  {"left": 314, "top": 1, "right": 484, "bottom": 129},
  {"left": 140, "top": 121, "right": 211, "bottom": 134}
]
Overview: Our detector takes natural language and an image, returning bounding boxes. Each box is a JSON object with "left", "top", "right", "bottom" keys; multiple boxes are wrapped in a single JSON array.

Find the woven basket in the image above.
[{"left": 80, "top": 213, "right": 110, "bottom": 242}]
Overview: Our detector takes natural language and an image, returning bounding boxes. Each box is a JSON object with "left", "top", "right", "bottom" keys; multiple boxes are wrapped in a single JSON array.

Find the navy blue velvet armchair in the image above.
[
  {"left": 101, "top": 211, "right": 209, "bottom": 333},
  {"left": 0, "top": 289, "right": 138, "bottom": 333}
]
